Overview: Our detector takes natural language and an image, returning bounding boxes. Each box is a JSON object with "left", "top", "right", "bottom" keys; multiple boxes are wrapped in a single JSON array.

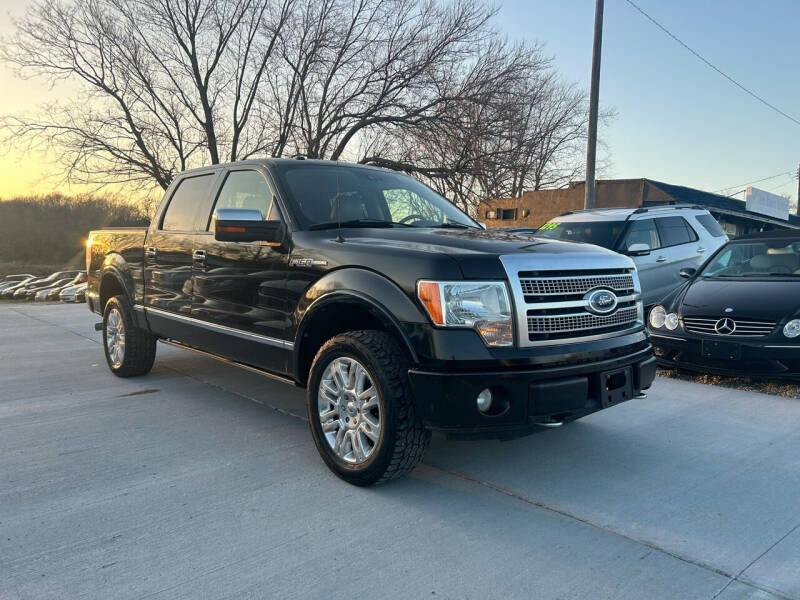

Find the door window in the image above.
[
  {"left": 656, "top": 216, "right": 698, "bottom": 247},
  {"left": 208, "top": 170, "right": 277, "bottom": 230},
  {"left": 161, "top": 174, "right": 215, "bottom": 231},
  {"left": 695, "top": 214, "right": 726, "bottom": 237},
  {"left": 622, "top": 219, "right": 660, "bottom": 251}
]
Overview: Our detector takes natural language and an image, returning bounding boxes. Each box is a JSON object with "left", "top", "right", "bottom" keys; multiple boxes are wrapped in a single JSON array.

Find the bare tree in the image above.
[
  {"left": 2, "top": 0, "right": 293, "bottom": 191},
  {"left": 2, "top": 0, "right": 610, "bottom": 212}
]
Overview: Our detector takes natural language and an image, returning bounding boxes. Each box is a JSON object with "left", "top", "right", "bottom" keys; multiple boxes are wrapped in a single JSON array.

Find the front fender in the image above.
[{"left": 293, "top": 268, "right": 427, "bottom": 370}]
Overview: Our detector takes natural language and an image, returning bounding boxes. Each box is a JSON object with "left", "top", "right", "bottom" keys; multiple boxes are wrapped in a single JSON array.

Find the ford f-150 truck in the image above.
[{"left": 87, "top": 158, "right": 656, "bottom": 485}]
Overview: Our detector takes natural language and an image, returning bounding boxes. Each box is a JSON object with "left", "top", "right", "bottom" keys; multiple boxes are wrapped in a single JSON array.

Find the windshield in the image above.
[
  {"left": 273, "top": 164, "right": 478, "bottom": 230},
  {"left": 536, "top": 220, "right": 625, "bottom": 249},
  {"left": 701, "top": 240, "right": 800, "bottom": 278}
]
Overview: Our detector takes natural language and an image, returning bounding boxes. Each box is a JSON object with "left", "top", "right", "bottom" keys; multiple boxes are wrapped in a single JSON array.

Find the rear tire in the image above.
[
  {"left": 102, "top": 295, "right": 156, "bottom": 377},
  {"left": 307, "top": 330, "right": 430, "bottom": 486}
]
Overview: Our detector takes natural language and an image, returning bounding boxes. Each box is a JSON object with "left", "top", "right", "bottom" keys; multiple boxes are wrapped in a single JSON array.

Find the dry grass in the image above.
[{"left": 658, "top": 367, "right": 800, "bottom": 399}]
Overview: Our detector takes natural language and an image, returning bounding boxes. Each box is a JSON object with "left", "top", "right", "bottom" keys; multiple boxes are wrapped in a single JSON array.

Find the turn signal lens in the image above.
[
  {"left": 783, "top": 319, "right": 800, "bottom": 338},
  {"left": 649, "top": 305, "right": 666, "bottom": 328},
  {"left": 417, "top": 281, "right": 444, "bottom": 325}
]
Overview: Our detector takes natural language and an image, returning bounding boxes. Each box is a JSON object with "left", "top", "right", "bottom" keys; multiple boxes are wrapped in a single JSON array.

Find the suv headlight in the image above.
[
  {"left": 417, "top": 281, "right": 513, "bottom": 347},
  {"left": 784, "top": 319, "right": 800, "bottom": 338}
]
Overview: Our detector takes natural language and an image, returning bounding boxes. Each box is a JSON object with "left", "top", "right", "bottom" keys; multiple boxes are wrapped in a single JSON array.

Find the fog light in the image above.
[{"left": 477, "top": 388, "right": 493, "bottom": 413}]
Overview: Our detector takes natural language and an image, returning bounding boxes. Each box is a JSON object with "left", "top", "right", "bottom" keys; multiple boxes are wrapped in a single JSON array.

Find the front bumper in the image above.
[
  {"left": 408, "top": 346, "right": 656, "bottom": 440},
  {"left": 651, "top": 332, "right": 800, "bottom": 379}
]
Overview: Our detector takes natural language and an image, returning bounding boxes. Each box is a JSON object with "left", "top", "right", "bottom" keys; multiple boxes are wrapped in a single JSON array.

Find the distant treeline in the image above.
[{"left": 0, "top": 194, "right": 150, "bottom": 268}]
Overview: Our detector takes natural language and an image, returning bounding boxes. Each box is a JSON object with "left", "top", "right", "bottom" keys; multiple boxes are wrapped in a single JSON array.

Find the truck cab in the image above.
[{"left": 87, "top": 158, "right": 656, "bottom": 485}]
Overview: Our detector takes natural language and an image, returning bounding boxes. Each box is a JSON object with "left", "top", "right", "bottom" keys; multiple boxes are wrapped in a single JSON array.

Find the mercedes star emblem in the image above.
[{"left": 714, "top": 317, "right": 736, "bottom": 335}]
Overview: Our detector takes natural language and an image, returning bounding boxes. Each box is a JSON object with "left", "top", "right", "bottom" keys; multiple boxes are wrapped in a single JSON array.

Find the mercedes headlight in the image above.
[
  {"left": 784, "top": 319, "right": 800, "bottom": 338},
  {"left": 417, "top": 281, "right": 513, "bottom": 347},
  {"left": 649, "top": 305, "right": 666, "bottom": 328}
]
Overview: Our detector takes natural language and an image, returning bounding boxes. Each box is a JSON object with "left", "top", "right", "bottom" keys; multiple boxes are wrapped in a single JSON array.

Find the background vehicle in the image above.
[
  {"left": 87, "top": 158, "right": 655, "bottom": 485},
  {"left": 649, "top": 230, "right": 800, "bottom": 378},
  {"left": 536, "top": 206, "right": 728, "bottom": 307},
  {"left": 0, "top": 276, "right": 37, "bottom": 296},
  {"left": 2, "top": 273, "right": 35, "bottom": 282},
  {"left": 33, "top": 278, "right": 74, "bottom": 301},
  {"left": 59, "top": 282, "right": 88, "bottom": 302},
  {"left": 6, "top": 270, "right": 81, "bottom": 299}
]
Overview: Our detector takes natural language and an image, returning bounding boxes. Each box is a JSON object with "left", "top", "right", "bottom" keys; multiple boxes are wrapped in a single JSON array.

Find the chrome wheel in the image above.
[
  {"left": 105, "top": 307, "right": 126, "bottom": 368},
  {"left": 317, "top": 357, "right": 381, "bottom": 465}
]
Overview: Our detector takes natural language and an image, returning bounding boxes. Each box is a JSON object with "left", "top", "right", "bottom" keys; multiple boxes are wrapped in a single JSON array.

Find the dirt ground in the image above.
[{"left": 658, "top": 367, "right": 800, "bottom": 399}]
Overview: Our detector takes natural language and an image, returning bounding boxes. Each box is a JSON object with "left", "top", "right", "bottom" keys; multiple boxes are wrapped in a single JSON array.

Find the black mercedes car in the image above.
[{"left": 648, "top": 230, "right": 800, "bottom": 379}]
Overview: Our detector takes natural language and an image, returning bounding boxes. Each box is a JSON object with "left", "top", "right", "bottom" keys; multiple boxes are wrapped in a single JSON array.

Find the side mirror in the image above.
[
  {"left": 627, "top": 243, "right": 651, "bottom": 256},
  {"left": 213, "top": 208, "right": 284, "bottom": 245},
  {"left": 679, "top": 267, "right": 696, "bottom": 279}
]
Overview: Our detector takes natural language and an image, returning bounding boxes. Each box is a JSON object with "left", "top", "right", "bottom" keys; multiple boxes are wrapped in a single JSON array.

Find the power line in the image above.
[
  {"left": 624, "top": 0, "right": 800, "bottom": 129},
  {"left": 714, "top": 170, "right": 796, "bottom": 194}
]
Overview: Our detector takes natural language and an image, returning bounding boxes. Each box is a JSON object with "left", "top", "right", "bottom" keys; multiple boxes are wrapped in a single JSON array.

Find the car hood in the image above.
[
  {"left": 680, "top": 278, "right": 800, "bottom": 321},
  {"left": 330, "top": 227, "right": 627, "bottom": 278}
]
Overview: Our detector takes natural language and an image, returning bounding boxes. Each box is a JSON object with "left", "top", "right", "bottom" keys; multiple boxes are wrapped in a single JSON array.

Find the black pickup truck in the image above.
[{"left": 87, "top": 158, "right": 655, "bottom": 485}]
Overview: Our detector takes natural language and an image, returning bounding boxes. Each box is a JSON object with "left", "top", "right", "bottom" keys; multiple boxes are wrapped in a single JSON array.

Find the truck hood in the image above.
[
  {"left": 679, "top": 278, "right": 800, "bottom": 321},
  {"left": 333, "top": 227, "right": 626, "bottom": 278}
]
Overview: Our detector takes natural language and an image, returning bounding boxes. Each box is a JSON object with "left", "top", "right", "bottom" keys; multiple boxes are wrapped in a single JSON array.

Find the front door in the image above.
[{"left": 191, "top": 168, "right": 291, "bottom": 373}]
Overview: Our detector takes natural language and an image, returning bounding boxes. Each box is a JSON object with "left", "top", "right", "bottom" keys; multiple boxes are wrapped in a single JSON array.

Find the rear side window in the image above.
[
  {"left": 210, "top": 170, "right": 276, "bottom": 228},
  {"left": 696, "top": 214, "right": 726, "bottom": 237},
  {"left": 656, "top": 216, "right": 698, "bottom": 247},
  {"left": 161, "top": 174, "right": 214, "bottom": 231}
]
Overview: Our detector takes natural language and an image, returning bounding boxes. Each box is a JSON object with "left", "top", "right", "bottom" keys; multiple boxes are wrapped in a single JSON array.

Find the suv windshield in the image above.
[
  {"left": 701, "top": 240, "right": 800, "bottom": 278},
  {"left": 536, "top": 220, "right": 625, "bottom": 249},
  {"left": 273, "top": 163, "right": 478, "bottom": 230}
]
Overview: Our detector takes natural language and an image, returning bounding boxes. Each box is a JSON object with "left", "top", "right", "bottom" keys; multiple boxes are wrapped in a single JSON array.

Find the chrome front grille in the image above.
[
  {"left": 500, "top": 254, "right": 643, "bottom": 347},
  {"left": 519, "top": 274, "right": 635, "bottom": 297},
  {"left": 527, "top": 306, "right": 639, "bottom": 335},
  {"left": 683, "top": 316, "right": 776, "bottom": 337}
]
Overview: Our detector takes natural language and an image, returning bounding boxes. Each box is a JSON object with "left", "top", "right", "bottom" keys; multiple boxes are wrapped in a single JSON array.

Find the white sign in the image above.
[{"left": 745, "top": 186, "right": 789, "bottom": 220}]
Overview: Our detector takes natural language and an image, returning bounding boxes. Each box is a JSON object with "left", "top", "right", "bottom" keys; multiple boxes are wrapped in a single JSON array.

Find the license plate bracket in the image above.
[
  {"left": 701, "top": 340, "right": 741, "bottom": 360},
  {"left": 599, "top": 367, "right": 633, "bottom": 408}
]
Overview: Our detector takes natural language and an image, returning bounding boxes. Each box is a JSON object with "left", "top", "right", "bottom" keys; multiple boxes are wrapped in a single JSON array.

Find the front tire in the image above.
[
  {"left": 307, "top": 330, "right": 430, "bottom": 486},
  {"left": 103, "top": 295, "right": 156, "bottom": 377}
]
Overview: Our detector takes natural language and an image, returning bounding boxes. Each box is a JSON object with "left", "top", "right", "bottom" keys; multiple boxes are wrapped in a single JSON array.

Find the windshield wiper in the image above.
[
  {"left": 434, "top": 222, "right": 475, "bottom": 229},
  {"left": 308, "top": 219, "right": 411, "bottom": 230}
]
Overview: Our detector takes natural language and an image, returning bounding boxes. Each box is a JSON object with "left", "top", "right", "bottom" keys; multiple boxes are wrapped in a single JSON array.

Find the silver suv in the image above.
[{"left": 536, "top": 205, "right": 729, "bottom": 306}]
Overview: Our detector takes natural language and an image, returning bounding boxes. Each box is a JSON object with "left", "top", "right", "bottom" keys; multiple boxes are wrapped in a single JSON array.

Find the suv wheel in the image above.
[
  {"left": 307, "top": 330, "right": 430, "bottom": 486},
  {"left": 102, "top": 295, "right": 157, "bottom": 377}
]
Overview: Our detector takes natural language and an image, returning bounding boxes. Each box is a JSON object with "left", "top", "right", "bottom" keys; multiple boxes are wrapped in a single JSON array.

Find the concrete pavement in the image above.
[{"left": 1, "top": 303, "right": 799, "bottom": 599}]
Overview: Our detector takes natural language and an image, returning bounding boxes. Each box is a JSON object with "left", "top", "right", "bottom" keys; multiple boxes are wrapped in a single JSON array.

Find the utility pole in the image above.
[{"left": 585, "top": 0, "right": 604, "bottom": 209}]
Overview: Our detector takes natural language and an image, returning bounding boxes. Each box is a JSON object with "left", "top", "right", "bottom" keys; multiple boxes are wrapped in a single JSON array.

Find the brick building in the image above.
[{"left": 478, "top": 178, "right": 800, "bottom": 237}]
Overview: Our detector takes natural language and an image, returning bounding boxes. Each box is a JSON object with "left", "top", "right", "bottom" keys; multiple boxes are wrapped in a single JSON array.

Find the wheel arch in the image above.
[{"left": 293, "top": 270, "right": 424, "bottom": 386}]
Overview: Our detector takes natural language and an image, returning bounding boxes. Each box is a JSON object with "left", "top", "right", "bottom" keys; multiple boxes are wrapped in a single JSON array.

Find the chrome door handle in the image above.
[
  {"left": 656, "top": 255, "right": 667, "bottom": 263},
  {"left": 145, "top": 247, "right": 157, "bottom": 259},
  {"left": 697, "top": 247, "right": 706, "bottom": 253},
  {"left": 193, "top": 249, "right": 206, "bottom": 263}
]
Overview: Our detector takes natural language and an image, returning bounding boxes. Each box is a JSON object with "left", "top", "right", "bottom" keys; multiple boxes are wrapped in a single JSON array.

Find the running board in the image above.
[{"left": 158, "top": 339, "right": 298, "bottom": 386}]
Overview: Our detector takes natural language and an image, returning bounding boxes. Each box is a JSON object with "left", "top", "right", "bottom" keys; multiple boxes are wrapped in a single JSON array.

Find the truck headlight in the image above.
[
  {"left": 784, "top": 319, "right": 800, "bottom": 338},
  {"left": 417, "top": 281, "right": 513, "bottom": 347}
]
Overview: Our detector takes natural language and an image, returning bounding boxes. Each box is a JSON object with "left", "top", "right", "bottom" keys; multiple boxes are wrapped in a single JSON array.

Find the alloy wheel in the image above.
[{"left": 317, "top": 357, "right": 382, "bottom": 465}]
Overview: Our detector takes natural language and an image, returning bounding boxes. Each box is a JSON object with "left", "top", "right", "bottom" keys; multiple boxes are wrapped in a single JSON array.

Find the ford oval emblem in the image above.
[{"left": 585, "top": 289, "right": 618, "bottom": 315}]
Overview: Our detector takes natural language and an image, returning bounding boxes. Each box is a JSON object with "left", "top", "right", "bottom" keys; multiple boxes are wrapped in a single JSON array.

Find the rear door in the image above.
[
  {"left": 652, "top": 215, "right": 701, "bottom": 299},
  {"left": 190, "top": 168, "right": 291, "bottom": 373},
  {"left": 144, "top": 172, "right": 217, "bottom": 316}
]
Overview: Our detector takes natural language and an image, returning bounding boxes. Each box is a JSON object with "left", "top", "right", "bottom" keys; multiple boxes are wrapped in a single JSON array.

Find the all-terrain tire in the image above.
[
  {"left": 102, "top": 295, "right": 157, "bottom": 377},
  {"left": 307, "top": 330, "right": 430, "bottom": 486}
]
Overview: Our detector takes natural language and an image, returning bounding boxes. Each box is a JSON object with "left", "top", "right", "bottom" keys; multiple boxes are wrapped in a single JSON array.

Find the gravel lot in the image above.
[{"left": 2, "top": 303, "right": 799, "bottom": 599}]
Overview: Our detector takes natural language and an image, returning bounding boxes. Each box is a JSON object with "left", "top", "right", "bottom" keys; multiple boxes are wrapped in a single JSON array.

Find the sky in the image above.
[{"left": 0, "top": 0, "right": 798, "bottom": 202}]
